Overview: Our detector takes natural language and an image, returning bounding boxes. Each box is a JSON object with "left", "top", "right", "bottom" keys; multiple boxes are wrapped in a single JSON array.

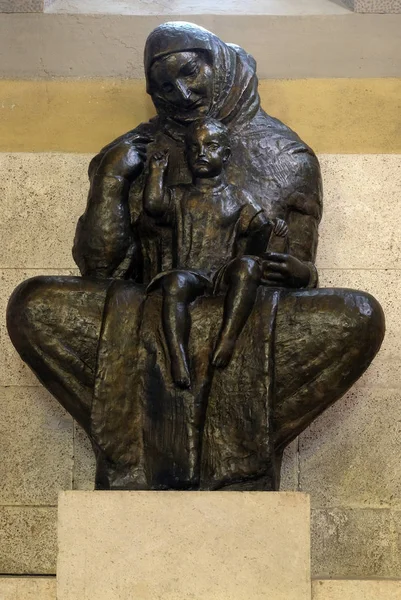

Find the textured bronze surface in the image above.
[{"left": 7, "top": 22, "right": 385, "bottom": 491}]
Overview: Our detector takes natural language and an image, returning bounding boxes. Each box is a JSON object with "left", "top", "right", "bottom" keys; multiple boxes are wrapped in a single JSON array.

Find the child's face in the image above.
[{"left": 186, "top": 124, "right": 230, "bottom": 178}]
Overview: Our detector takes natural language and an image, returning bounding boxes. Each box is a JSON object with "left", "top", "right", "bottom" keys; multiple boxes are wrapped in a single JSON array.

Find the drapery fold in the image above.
[{"left": 91, "top": 283, "right": 280, "bottom": 490}]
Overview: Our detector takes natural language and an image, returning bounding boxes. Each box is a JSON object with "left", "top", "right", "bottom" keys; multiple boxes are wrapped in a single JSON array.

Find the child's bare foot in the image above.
[
  {"left": 212, "top": 338, "right": 235, "bottom": 368},
  {"left": 171, "top": 357, "right": 191, "bottom": 389}
]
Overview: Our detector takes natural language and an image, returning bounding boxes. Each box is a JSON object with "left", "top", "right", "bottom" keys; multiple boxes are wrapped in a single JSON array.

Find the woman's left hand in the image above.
[{"left": 261, "top": 252, "right": 311, "bottom": 288}]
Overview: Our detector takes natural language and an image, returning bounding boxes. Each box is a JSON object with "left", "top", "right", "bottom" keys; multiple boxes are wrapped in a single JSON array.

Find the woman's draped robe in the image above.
[{"left": 74, "top": 23, "right": 323, "bottom": 490}]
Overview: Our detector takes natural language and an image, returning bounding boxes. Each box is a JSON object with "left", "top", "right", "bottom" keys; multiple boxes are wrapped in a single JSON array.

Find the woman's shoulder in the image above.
[
  {"left": 237, "top": 109, "right": 323, "bottom": 219},
  {"left": 243, "top": 108, "right": 316, "bottom": 157}
]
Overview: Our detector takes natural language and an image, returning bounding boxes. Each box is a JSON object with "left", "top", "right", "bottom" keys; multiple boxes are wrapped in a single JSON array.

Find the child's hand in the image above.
[
  {"left": 272, "top": 218, "right": 288, "bottom": 237},
  {"left": 149, "top": 150, "right": 169, "bottom": 172}
]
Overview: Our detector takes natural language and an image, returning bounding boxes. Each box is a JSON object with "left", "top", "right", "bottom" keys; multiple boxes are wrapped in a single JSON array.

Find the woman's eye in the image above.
[{"left": 207, "top": 143, "right": 219, "bottom": 149}]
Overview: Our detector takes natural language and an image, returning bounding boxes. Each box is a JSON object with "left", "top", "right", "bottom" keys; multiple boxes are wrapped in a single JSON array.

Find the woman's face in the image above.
[{"left": 149, "top": 51, "right": 213, "bottom": 123}]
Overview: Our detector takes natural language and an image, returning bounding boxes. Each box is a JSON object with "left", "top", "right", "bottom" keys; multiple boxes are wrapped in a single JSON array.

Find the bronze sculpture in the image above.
[{"left": 7, "top": 22, "right": 385, "bottom": 492}]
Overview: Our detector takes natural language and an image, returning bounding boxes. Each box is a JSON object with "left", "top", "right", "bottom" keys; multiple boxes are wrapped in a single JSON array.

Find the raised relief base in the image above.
[{"left": 57, "top": 491, "right": 311, "bottom": 600}]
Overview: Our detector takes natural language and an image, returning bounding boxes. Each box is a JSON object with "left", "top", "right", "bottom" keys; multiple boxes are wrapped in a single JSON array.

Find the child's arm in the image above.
[{"left": 143, "top": 151, "right": 171, "bottom": 218}]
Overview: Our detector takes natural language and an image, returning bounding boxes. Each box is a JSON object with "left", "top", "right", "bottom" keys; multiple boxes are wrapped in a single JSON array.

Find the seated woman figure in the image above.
[
  {"left": 6, "top": 22, "right": 385, "bottom": 491},
  {"left": 144, "top": 118, "right": 287, "bottom": 388}
]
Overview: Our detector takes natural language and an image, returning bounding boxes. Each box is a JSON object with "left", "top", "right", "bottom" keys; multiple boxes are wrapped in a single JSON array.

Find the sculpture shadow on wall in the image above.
[{"left": 6, "top": 21, "right": 385, "bottom": 492}]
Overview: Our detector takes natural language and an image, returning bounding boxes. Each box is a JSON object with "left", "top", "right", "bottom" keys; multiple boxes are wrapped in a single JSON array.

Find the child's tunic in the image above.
[{"left": 146, "top": 181, "right": 270, "bottom": 291}]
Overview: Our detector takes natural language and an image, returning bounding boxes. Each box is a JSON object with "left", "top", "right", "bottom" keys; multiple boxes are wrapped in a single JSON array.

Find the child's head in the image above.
[{"left": 185, "top": 118, "right": 231, "bottom": 178}]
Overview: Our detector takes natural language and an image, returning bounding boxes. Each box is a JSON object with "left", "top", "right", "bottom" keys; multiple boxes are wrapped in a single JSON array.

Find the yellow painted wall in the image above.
[{"left": 0, "top": 78, "right": 400, "bottom": 153}]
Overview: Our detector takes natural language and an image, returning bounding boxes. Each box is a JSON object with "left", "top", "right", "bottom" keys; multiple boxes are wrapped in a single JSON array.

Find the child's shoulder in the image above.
[{"left": 227, "top": 184, "right": 263, "bottom": 212}]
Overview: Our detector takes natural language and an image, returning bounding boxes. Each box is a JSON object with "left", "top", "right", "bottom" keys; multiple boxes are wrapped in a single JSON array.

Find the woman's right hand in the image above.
[
  {"left": 97, "top": 138, "right": 149, "bottom": 181},
  {"left": 262, "top": 252, "right": 311, "bottom": 288}
]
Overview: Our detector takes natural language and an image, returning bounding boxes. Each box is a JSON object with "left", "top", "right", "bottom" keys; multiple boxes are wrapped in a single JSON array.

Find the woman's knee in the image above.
[
  {"left": 7, "top": 276, "right": 56, "bottom": 353},
  {"left": 344, "top": 288, "right": 385, "bottom": 360},
  {"left": 275, "top": 287, "right": 385, "bottom": 384},
  {"left": 273, "top": 287, "right": 385, "bottom": 447}
]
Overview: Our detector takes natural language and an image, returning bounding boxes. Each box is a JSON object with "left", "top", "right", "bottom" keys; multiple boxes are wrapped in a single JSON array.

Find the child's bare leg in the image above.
[
  {"left": 161, "top": 272, "right": 204, "bottom": 388},
  {"left": 212, "top": 257, "right": 262, "bottom": 368}
]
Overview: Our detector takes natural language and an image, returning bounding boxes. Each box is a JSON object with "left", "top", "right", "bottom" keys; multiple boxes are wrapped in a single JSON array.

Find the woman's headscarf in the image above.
[{"left": 144, "top": 21, "right": 260, "bottom": 128}]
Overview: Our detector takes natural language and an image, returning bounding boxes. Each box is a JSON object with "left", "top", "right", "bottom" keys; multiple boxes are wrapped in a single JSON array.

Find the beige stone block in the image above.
[
  {"left": 72, "top": 422, "right": 95, "bottom": 490},
  {"left": 0, "top": 577, "right": 56, "bottom": 599},
  {"left": 299, "top": 387, "right": 401, "bottom": 509},
  {"left": 389, "top": 511, "right": 401, "bottom": 572},
  {"left": 319, "top": 269, "right": 400, "bottom": 389},
  {"left": 57, "top": 491, "right": 311, "bottom": 600},
  {"left": 0, "top": 269, "right": 78, "bottom": 387},
  {"left": 46, "top": 0, "right": 351, "bottom": 15},
  {"left": 0, "top": 0, "right": 44, "bottom": 12},
  {"left": 311, "top": 508, "right": 401, "bottom": 578},
  {"left": 0, "top": 14, "right": 400, "bottom": 79},
  {"left": 0, "top": 386, "right": 72, "bottom": 505},
  {"left": 312, "top": 579, "right": 401, "bottom": 599},
  {"left": 0, "top": 507, "right": 57, "bottom": 574},
  {"left": 0, "top": 154, "right": 88, "bottom": 269},
  {"left": 353, "top": 0, "right": 401, "bottom": 11},
  {"left": 317, "top": 155, "right": 401, "bottom": 269}
]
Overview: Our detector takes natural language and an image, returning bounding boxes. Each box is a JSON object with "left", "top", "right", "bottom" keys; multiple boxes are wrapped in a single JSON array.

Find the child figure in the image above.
[{"left": 144, "top": 118, "right": 287, "bottom": 388}]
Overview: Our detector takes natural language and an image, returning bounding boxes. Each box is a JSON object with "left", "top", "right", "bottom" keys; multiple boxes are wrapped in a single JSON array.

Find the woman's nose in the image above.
[{"left": 175, "top": 80, "right": 191, "bottom": 101}]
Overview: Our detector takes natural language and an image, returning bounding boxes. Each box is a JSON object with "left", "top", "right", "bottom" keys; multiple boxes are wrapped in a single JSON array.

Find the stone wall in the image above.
[
  {"left": 343, "top": 0, "right": 401, "bottom": 12},
  {"left": 1, "top": 0, "right": 400, "bottom": 15},
  {"left": 0, "top": 0, "right": 55, "bottom": 12},
  {"left": 0, "top": 9, "right": 400, "bottom": 580},
  {"left": 2, "top": 577, "right": 401, "bottom": 599}
]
